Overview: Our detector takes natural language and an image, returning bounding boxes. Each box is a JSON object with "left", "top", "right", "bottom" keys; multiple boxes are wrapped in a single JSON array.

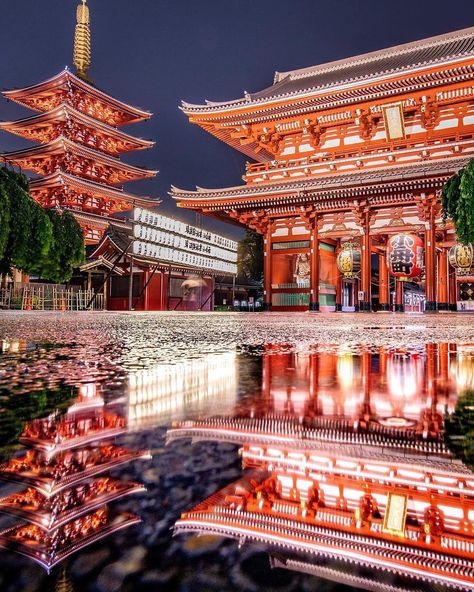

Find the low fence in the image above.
[{"left": 0, "top": 284, "right": 105, "bottom": 311}]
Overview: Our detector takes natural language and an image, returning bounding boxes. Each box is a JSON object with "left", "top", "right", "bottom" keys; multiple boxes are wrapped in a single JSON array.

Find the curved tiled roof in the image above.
[{"left": 183, "top": 27, "right": 474, "bottom": 111}]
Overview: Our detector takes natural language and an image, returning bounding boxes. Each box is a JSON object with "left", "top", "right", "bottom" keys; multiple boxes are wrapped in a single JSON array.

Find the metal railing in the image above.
[{"left": 0, "top": 284, "right": 105, "bottom": 311}]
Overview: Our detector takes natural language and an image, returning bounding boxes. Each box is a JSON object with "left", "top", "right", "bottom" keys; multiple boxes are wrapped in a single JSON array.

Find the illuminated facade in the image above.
[
  {"left": 168, "top": 345, "right": 474, "bottom": 590},
  {"left": 0, "top": 0, "right": 159, "bottom": 243},
  {"left": 173, "top": 28, "right": 474, "bottom": 312},
  {"left": 0, "top": 384, "right": 150, "bottom": 571}
]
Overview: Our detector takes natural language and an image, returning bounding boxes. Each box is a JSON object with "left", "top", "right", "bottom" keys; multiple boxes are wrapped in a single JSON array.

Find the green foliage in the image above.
[
  {"left": 0, "top": 166, "right": 85, "bottom": 282},
  {"left": 442, "top": 159, "right": 474, "bottom": 245},
  {"left": 445, "top": 389, "right": 474, "bottom": 470},
  {"left": 0, "top": 177, "right": 10, "bottom": 262},
  {"left": 31, "top": 209, "right": 85, "bottom": 283},
  {"left": 238, "top": 229, "right": 264, "bottom": 281},
  {"left": 0, "top": 382, "right": 76, "bottom": 461}
]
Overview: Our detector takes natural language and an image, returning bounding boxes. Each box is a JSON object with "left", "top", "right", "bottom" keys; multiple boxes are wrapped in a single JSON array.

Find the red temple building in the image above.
[
  {"left": 0, "top": 384, "right": 150, "bottom": 572},
  {"left": 0, "top": 0, "right": 158, "bottom": 244},
  {"left": 168, "top": 345, "right": 474, "bottom": 590},
  {"left": 172, "top": 28, "right": 474, "bottom": 312}
]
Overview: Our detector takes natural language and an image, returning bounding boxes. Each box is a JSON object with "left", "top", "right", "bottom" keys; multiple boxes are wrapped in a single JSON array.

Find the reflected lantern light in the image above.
[{"left": 387, "top": 234, "right": 424, "bottom": 280}]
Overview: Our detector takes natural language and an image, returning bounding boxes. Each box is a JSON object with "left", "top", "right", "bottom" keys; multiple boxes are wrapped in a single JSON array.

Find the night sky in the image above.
[{"left": 1, "top": 0, "right": 473, "bottom": 240}]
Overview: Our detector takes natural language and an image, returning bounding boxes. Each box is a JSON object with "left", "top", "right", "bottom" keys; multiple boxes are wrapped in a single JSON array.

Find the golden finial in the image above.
[{"left": 73, "top": 0, "right": 92, "bottom": 80}]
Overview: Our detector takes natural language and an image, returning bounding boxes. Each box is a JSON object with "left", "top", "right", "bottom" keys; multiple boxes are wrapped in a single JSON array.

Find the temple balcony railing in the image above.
[
  {"left": 243, "top": 131, "right": 474, "bottom": 185},
  {"left": 271, "top": 281, "right": 334, "bottom": 290}
]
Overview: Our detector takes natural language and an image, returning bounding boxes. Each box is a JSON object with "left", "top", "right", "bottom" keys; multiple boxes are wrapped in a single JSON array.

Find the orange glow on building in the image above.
[{"left": 173, "top": 28, "right": 474, "bottom": 312}]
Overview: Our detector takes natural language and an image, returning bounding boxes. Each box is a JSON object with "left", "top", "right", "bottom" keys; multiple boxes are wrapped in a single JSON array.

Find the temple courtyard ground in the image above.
[{"left": 0, "top": 311, "right": 472, "bottom": 592}]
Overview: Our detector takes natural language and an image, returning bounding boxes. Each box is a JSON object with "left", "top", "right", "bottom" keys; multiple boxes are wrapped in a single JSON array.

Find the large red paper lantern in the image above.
[{"left": 387, "top": 234, "right": 424, "bottom": 280}]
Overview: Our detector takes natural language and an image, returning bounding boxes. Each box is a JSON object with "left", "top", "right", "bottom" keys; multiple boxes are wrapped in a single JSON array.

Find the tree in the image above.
[
  {"left": 238, "top": 229, "right": 264, "bottom": 281},
  {"left": 31, "top": 209, "right": 85, "bottom": 283},
  {"left": 0, "top": 166, "right": 85, "bottom": 282},
  {"left": 442, "top": 159, "right": 474, "bottom": 244},
  {"left": 0, "top": 167, "right": 53, "bottom": 276}
]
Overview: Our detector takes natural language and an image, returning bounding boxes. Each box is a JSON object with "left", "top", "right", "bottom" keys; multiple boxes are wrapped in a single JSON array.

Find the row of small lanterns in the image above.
[{"left": 336, "top": 234, "right": 474, "bottom": 279}]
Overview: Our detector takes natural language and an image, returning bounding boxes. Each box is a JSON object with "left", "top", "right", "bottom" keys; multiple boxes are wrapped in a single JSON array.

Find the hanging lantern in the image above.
[
  {"left": 448, "top": 243, "right": 474, "bottom": 276},
  {"left": 337, "top": 242, "right": 361, "bottom": 278},
  {"left": 387, "top": 233, "right": 423, "bottom": 280}
]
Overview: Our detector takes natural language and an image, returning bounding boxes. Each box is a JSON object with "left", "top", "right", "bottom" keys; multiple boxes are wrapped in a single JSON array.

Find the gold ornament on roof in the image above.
[{"left": 73, "top": 0, "right": 92, "bottom": 80}]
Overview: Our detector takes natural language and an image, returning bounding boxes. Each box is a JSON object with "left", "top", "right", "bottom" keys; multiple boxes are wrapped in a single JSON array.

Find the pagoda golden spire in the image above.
[{"left": 73, "top": 0, "right": 91, "bottom": 80}]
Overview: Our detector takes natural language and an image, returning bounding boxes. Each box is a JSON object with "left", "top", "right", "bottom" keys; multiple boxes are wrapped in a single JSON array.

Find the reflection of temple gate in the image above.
[{"left": 169, "top": 343, "right": 474, "bottom": 590}]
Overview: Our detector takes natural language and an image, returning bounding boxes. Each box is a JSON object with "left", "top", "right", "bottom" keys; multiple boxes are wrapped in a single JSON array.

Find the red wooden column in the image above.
[
  {"left": 309, "top": 217, "right": 320, "bottom": 311},
  {"left": 378, "top": 251, "right": 390, "bottom": 311},
  {"left": 449, "top": 263, "right": 457, "bottom": 311},
  {"left": 263, "top": 224, "right": 272, "bottom": 311},
  {"left": 360, "top": 213, "right": 372, "bottom": 311},
  {"left": 395, "top": 279, "right": 404, "bottom": 312},
  {"left": 144, "top": 270, "right": 150, "bottom": 311},
  {"left": 425, "top": 203, "right": 437, "bottom": 311},
  {"left": 335, "top": 270, "right": 343, "bottom": 312},
  {"left": 355, "top": 279, "right": 360, "bottom": 311},
  {"left": 437, "top": 248, "right": 448, "bottom": 311}
]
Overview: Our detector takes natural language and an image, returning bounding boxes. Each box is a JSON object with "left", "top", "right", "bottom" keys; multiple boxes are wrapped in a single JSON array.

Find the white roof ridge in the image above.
[{"left": 274, "top": 26, "right": 474, "bottom": 83}]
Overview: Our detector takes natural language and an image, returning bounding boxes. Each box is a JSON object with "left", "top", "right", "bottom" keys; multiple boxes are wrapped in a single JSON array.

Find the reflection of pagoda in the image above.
[
  {"left": 169, "top": 345, "right": 474, "bottom": 590},
  {"left": 0, "top": 0, "right": 159, "bottom": 243},
  {"left": 0, "top": 386, "right": 150, "bottom": 572}
]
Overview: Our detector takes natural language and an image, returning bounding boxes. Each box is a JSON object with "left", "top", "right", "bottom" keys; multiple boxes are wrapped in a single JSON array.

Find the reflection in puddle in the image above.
[
  {"left": 0, "top": 384, "right": 150, "bottom": 572},
  {"left": 127, "top": 352, "right": 238, "bottom": 429},
  {"left": 1, "top": 319, "right": 474, "bottom": 590},
  {"left": 170, "top": 344, "right": 474, "bottom": 591}
]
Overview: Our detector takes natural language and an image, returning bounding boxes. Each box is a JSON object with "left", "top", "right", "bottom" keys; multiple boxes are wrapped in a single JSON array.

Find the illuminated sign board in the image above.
[{"left": 132, "top": 207, "right": 237, "bottom": 275}]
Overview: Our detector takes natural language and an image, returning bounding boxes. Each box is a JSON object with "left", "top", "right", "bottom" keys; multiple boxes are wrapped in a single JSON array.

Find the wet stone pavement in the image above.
[{"left": 0, "top": 311, "right": 472, "bottom": 592}]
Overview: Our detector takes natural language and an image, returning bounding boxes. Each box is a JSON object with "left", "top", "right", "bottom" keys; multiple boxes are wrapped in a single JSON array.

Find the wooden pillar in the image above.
[
  {"left": 425, "top": 204, "right": 437, "bottom": 311},
  {"left": 310, "top": 218, "right": 319, "bottom": 311},
  {"left": 395, "top": 279, "right": 404, "bottom": 312},
  {"left": 354, "top": 279, "right": 360, "bottom": 311},
  {"left": 359, "top": 351, "right": 372, "bottom": 427},
  {"left": 437, "top": 248, "right": 448, "bottom": 311},
  {"left": 335, "top": 270, "right": 342, "bottom": 312},
  {"left": 378, "top": 252, "right": 390, "bottom": 311},
  {"left": 360, "top": 216, "right": 372, "bottom": 311},
  {"left": 449, "top": 264, "right": 457, "bottom": 311},
  {"left": 128, "top": 256, "right": 134, "bottom": 311},
  {"left": 144, "top": 270, "right": 150, "bottom": 311},
  {"left": 263, "top": 225, "right": 272, "bottom": 311}
]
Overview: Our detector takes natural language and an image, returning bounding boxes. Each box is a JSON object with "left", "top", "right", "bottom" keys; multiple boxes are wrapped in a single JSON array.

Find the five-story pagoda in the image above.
[{"left": 0, "top": 0, "right": 159, "bottom": 243}]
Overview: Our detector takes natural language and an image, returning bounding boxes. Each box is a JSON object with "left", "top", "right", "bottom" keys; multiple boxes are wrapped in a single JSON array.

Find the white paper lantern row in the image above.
[
  {"left": 132, "top": 240, "right": 237, "bottom": 275},
  {"left": 133, "top": 207, "right": 238, "bottom": 252},
  {"left": 133, "top": 224, "right": 237, "bottom": 263}
]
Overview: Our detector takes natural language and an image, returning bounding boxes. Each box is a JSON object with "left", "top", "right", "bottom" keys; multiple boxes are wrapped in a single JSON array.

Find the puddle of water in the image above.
[{"left": 0, "top": 313, "right": 473, "bottom": 591}]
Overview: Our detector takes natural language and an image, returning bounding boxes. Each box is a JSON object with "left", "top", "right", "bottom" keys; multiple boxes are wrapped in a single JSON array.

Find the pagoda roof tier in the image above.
[
  {"left": 19, "top": 412, "right": 127, "bottom": 457},
  {"left": 0, "top": 511, "right": 140, "bottom": 573},
  {"left": 171, "top": 155, "right": 471, "bottom": 217},
  {"left": 0, "top": 479, "right": 144, "bottom": 531},
  {"left": 3, "top": 69, "right": 151, "bottom": 126},
  {"left": 30, "top": 171, "right": 160, "bottom": 214},
  {"left": 3, "top": 136, "right": 158, "bottom": 184},
  {"left": 0, "top": 446, "right": 151, "bottom": 497},
  {"left": 0, "top": 103, "right": 155, "bottom": 156}
]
